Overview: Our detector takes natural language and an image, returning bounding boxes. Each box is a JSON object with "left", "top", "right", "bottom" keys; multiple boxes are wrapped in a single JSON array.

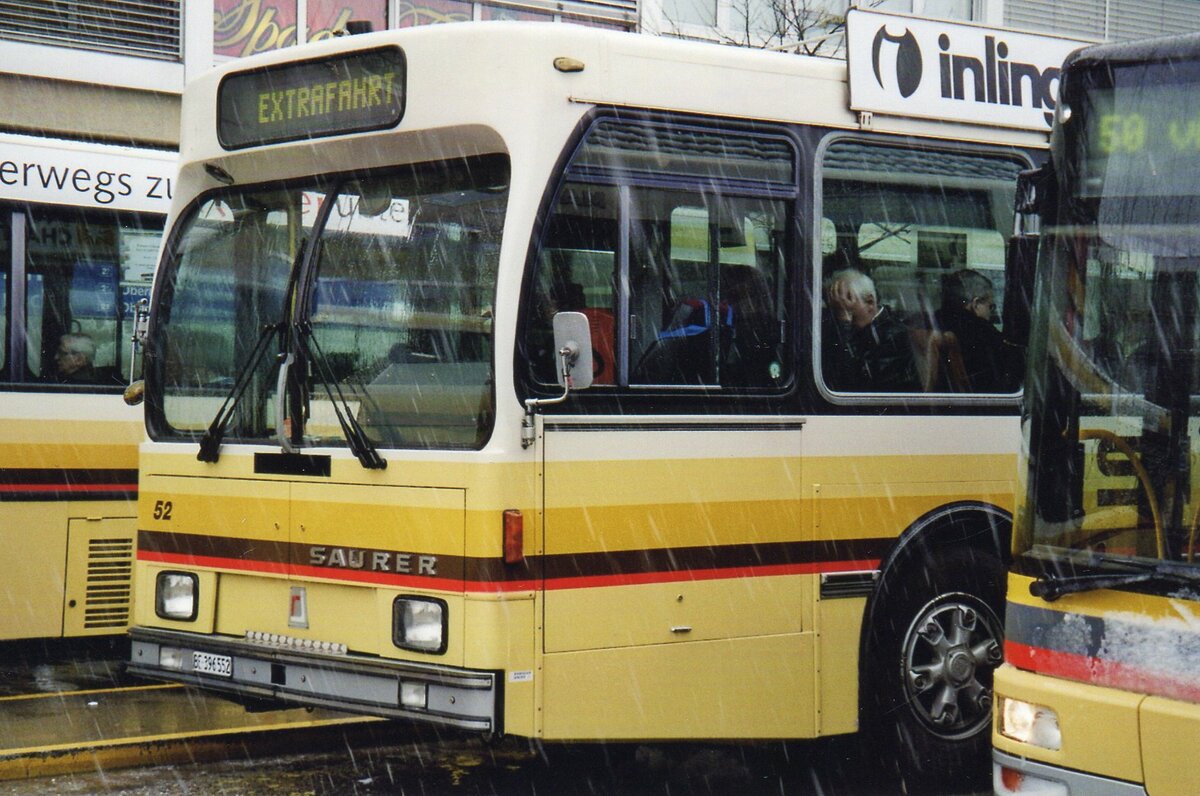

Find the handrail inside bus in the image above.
[{"left": 1078, "top": 427, "right": 1165, "bottom": 560}]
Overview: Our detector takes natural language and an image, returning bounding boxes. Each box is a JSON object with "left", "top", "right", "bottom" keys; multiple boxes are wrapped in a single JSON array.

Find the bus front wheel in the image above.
[{"left": 863, "top": 546, "right": 1004, "bottom": 791}]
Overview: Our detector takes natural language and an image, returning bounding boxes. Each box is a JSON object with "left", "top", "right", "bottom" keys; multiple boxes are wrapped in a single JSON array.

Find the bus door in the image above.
[
  {"left": 529, "top": 173, "right": 812, "bottom": 736},
  {"left": 538, "top": 419, "right": 808, "bottom": 736}
]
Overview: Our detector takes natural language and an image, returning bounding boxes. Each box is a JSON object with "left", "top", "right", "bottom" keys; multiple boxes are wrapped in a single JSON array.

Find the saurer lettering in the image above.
[{"left": 309, "top": 545, "right": 438, "bottom": 576}]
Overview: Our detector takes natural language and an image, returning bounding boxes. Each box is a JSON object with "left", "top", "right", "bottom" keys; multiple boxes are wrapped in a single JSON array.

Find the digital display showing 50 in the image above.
[
  {"left": 1081, "top": 79, "right": 1200, "bottom": 198},
  {"left": 217, "top": 47, "right": 406, "bottom": 150}
]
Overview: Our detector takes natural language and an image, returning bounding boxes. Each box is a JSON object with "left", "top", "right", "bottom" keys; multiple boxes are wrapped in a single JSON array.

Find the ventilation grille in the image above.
[
  {"left": 83, "top": 536, "right": 134, "bottom": 629},
  {"left": 0, "top": 1, "right": 182, "bottom": 61}
]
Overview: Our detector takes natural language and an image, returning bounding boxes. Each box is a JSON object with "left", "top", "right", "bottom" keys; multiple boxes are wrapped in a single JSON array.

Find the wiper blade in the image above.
[
  {"left": 198, "top": 322, "right": 284, "bottom": 463},
  {"left": 1030, "top": 570, "right": 1152, "bottom": 601},
  {"left": 293, "top": 321, "right": 386, "bottom": 470},
  {"left": 1030, "top": 556, "right": 1200, "bottom": 601}
]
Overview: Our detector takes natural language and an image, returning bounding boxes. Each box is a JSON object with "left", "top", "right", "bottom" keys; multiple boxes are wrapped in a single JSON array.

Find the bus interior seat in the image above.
[
  {"left": 909, "top": 327, "right": 969, "bottom": 392},
  {"left": 632, "top": 298, "right": 727, "bottom": 385},
  {"left": 939, "top": 331, "right": 969, "bottom": 392},
  {"left": 579, "top": 307, "right": 615, "bottom": 385}
]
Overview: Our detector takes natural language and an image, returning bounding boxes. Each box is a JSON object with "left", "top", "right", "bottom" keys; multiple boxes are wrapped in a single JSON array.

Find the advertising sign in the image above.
[
  {"left": 846, "top": 9, "right": 1089, "bottom": 132},
  {"left": 0, "top": 134, "right": 175, "bottom": 214}
]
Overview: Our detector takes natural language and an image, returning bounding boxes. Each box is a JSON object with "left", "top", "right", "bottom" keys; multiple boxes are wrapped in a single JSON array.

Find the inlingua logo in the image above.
[
  {"left": 868, "top": 23, "right": 1061, "bottom": 126},
  {"left": 870, "top": 25, "right": 923, "bottom": 98}
]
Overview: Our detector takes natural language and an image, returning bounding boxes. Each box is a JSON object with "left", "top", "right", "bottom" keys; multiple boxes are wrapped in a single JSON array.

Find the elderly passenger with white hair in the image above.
[{"left": 821, "top": 267, "right": 919, "bottom": 392}]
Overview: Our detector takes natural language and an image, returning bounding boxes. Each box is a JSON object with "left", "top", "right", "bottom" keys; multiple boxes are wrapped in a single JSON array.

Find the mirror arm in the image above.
[
  {"left": 521, "top": 343, "right": 579, "bottom": 449},
  {"left": 129, "top": 298, "right": 150, "bottom": 385}
]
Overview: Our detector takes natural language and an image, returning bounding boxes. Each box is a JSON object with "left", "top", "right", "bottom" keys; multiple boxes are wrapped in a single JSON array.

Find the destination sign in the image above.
[
  {"left": 1081, "top": 80, "right": 1200, "bottom": 198},
  {"left": 217, "top": 47, "right": 406, "bottom": 150}
]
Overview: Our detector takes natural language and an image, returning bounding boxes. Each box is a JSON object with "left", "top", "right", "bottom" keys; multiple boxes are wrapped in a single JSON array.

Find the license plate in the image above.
[{"left": 192, "top": 651, "right": 233, "bottom": 677}]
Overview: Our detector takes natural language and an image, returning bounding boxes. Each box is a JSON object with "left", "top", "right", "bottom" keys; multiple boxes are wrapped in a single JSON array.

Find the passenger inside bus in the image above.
[
  {"left": 54, "top": 332, "right": 99, "bottom": 383},
  {"left": 821, "top": 266, "right": 920, "bottom": 392},
  {"left": 933, "top": 269, "right": 1023, "bottom": 393}
]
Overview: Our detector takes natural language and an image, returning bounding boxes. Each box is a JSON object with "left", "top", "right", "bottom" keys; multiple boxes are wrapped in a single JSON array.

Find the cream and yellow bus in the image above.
[
  {"left": 0, "top": 133, "right": 170, "bottom": 640},
  {"left": 124, "top": 14, "right": 1070, "bottom": 787},
  {"left": 993, "top": 32, "right": 1200, "bottom": 796}
]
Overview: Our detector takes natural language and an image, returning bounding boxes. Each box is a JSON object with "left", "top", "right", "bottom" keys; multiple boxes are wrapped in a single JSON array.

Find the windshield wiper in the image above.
[
  {"left": 1030, "top": 556, "right": 1200, "bottom": 601},
  {"left": 198, "top": 321, "right": 284, "bottom": 463},
  {"left": 292, "top": 321, "right": 386, "bottom": 470}
]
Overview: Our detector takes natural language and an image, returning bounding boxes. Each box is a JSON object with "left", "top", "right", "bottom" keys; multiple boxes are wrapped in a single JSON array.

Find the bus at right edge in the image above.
[{"left": 993, "top": 32, "right": 1200, "bottom": 796}]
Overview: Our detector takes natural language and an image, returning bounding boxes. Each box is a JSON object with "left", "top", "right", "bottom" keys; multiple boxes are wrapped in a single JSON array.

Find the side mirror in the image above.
[
  {"left": 123, "top": 379, "right": 145, "bottom": 406},
  {"left": 552, "top": 311, "right": 593, "bottom": 391},
  {"left": 522, "top": 312, "right": 593, "bottom": 449}
]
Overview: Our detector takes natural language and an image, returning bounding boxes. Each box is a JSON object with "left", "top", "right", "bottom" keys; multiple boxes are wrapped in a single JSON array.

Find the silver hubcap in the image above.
[{"left": 901, "top": 593, "right": 1003, "bottom": 739}]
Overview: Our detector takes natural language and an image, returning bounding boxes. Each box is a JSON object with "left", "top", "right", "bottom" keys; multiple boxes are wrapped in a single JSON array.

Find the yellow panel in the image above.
[
  {"left": 291, "top": 482, "right": 465, "bottom": 557},
  {"left": 0, "top": 441, "right": 137, "bottom": 470},
  {"left": 814, "top": 480, "right": 1013, "bottom": 543},
  {"left": 1140, "top": 696, "right": 1200, "bottom": 796},
  {"left": 140, "top": 475, "right": 289, "bottom": 542},
  {"left": 216, "top": 575, "right": 364, "bottom": 644},
  {"left": 543, "top": 498, "right": 804, "bottom": 553},
  {"left": 461, "top": 595, "right": 537, "bottom": 737},
  {"left": 812, "top": 452, "right": 1016, "bottom": 486},
  {"left": 545, "top": 575, "right": 805, "bottom": 652},
  {"left": 817, "top": 595, "right": 865, "bottom": 736},
  {"left": 992, "top": 663, "right": 1144, "bottom": 783},
  {"left": 546, "top": 456, "right": 802, "bottom": 506},
  {"left": 0, "top": 504, "right": 68, "bottom": 639},
  {"left": 63, "top": 517, "right": 135, "bottom": 637},
  {"left": 541, "top": 633, "right": 816, "bottom": 739}
]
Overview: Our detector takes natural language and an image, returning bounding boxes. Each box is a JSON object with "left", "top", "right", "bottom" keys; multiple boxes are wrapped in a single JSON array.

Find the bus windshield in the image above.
[
  {"left": 1021, "top": 55, "right": 1200, "bottom": 573},
  {"left": 152, "top": 155, "right": 508, "bottom": 450}
]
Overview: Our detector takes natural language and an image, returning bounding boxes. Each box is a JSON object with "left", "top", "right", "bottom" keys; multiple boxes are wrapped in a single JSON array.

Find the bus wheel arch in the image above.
[{"left": 857, "top": 502, "right": 1011, "bottom": 788}]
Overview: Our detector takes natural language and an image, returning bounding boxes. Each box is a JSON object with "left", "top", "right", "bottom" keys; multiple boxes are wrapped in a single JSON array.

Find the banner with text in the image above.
[
  {"left": 846, "top": 9, "right": 1090, "bottom": 132},
  {"left": 0, "top": 134, "right": 175, "bottom": 214}
]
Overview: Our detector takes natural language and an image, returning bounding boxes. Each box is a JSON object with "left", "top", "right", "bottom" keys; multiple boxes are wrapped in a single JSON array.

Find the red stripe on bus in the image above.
[
  {"left": 139, "top": 550, "right": 880, "bottom": 593},
  {"left": 1005, "top": 639, "right": 1200, "bottom": 703}
]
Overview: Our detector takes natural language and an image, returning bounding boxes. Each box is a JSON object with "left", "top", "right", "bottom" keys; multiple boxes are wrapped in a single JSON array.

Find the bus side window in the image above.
[
  {"left": 818, "top": 138, "right": 1027, "bottom": 396},
  {"left": 525, "top": 118, "right": 794, "bottom": 395},
  {"left": 528, "top": 183, "right": 619, "bottom": 386},
  {"left": 23, "top": 207, "right": 161, "bottom": 388}
]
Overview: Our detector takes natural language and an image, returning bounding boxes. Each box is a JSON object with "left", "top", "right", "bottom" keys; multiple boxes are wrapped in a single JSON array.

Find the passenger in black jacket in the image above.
[
  {"left": 935, "top": 269, "right": 1023, "bottom": 393},
  {"left": 822, "top": 268, "right": 920, "bottom": 392}
]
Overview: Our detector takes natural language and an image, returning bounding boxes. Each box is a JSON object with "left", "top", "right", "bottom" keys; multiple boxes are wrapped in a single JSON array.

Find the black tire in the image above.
[{"left": 862, "top": 546, "right": 1005, "bottom": 792}]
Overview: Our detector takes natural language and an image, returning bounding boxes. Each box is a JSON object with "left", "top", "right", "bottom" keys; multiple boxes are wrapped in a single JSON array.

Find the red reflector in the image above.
[
  {"left": 999, "top": 766, "right": 1024, "bottom": 792},
  {"left": 503, "top": 509, "right": 524, "bottom": 563}
]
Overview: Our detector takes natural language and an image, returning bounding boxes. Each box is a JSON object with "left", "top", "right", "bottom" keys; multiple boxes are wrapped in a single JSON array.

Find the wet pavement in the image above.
[
  {"left": 0, "top": 730, "right": 909, "bottom": 795},
  {"left": 0, "top": 640, "right": 988, "bottom": 795}
]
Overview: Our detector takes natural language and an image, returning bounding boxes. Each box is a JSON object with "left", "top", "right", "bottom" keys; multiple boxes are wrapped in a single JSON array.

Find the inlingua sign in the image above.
[{"left": 846, "top": 9, "right": 1090, "bottom": 132}]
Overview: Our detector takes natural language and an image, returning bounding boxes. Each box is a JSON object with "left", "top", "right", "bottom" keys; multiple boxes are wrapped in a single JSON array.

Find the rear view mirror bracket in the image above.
[{"left": 521, "top": 312, "right": 593, "bottom": 449}]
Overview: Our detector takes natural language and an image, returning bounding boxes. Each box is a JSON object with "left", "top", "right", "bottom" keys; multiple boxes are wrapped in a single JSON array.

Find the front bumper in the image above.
[
  {"left": 129, "top": 627, "right": 500, "bottom": 732},
  {"left": 992, "top": 749, "right": 1146, "bottom": 796}
]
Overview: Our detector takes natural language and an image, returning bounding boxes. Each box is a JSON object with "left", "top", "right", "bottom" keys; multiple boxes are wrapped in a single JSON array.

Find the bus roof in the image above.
[
  {"left": 179, "top": 22, "right": 1046, "bottom": 184},
  {"left": 1065, "top": 29, "right": 1200, "bottom": 70}
]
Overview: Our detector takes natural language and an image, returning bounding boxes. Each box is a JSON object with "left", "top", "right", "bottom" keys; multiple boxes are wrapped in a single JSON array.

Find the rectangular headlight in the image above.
[
  {"left": 393, "top": 596, "right": 447, "bottom": 654},
  {"left": 155, "top": 571, "right": 198, "bottom": 621},
  {"left": 999, "top": 695, "right": 1062, "bottom": 751}
]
